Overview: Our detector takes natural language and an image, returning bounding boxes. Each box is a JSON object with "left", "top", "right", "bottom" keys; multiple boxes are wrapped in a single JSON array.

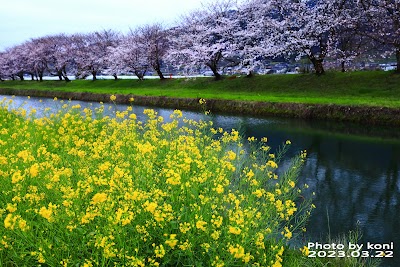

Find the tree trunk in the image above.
[
  {"left": 112, "top": 74, "right": 118, "bottom": 80},
  {"left": 56, "top": 69, "right": 63, "bottom": 80},
  {"left": 153, "top": 61, "right": 165, "bottom": 79},
  {"left": 17, "top": 72, "right": 24, "bottom": 81},
  {"left": 155, "top": 68, "right": 165, "bottom": 80},
  {"left": 396, "top": 48, "right": 400, "bottom": 74},
  {"left": 310, "top": 58, "right": 325, "bottom": 75},
  {"left": 36, "top": 70, "right": 43, "bottom": 81},
  {"left": 211, "top": 69, "right": 221, "bottom": 80},
  {"left": 341, "top": 61, "right": 346, "bottom": 72},
  {"left": 30, "top": 73, "right": 35, "bottom": 81},
  {"left": 207, "top": 64, "right": 222, "bottom": 80},
  {"left": 246, "top": 70, "right": 254, "bottom": 78},
  {"left": 92, "top": 71, "right": 97, "bottom": 81},
  {"left": 207, "top": 51, "right": 223, "bottom": 80},
  {"left": 134, "top": 70, "right": 145, "bottom": 81},
  {"left": 62, "top": 66, "right": 70, "bottom": 82}
]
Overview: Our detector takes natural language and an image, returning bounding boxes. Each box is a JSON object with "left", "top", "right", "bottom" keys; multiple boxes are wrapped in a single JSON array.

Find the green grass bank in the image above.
[{"left": 1, "top": 71, "right": 400, "bottom": 126}]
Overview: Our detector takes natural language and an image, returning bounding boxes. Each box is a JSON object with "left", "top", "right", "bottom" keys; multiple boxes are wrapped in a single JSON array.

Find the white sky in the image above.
[{"left": 0, "top": 0, "right": 211, "bottom": 51}]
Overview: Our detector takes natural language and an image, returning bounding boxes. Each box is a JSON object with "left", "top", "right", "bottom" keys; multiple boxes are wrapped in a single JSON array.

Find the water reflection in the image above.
[
  {"left": 2, "top": 95, "right": 399, "bottom": 266},
  {"left": 232, "top": 116, "right": 400, "bottom": 267}
]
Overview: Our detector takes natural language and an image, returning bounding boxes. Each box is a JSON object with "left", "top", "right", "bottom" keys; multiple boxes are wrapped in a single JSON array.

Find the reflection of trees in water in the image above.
[
  {"left": 210, "top": 114, "right": 400, "bottom": 253},
  {"left": 297, "top": 135, "right": 400, "bottom": 266}
]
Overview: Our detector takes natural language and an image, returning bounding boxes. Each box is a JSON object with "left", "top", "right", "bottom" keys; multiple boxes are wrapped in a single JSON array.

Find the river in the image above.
[{"left": 2, "top": 95, "right": 399, "bottom": 266}]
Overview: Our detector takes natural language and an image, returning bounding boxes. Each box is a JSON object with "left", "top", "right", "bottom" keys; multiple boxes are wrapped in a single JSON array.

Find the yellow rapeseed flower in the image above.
[
  {"left": 29, "top": 164, "right": 39, "bottom": 177},
  {"left": 212, "top": 256, "right": 225, "bottom": 267},
  {"left": 83, "top": 260, "right": 93, "bottom": 267},
  {"left": 246, "top": 169, "right": 255, "bottom": 178},
  {"left": 17, "top": 150, "right": 32, "bottom": 163},
  {"left": 172, "top": 109, "right": 183, "bottom": 118},
  {"left": 228, "top": 226, "right": 242, "bottom": 235},
  {"left": 196, "top": 220, "right": 207, "bottom": 231},
  {"left": 154, "top": 244, "right": 165, "bottom": 258},
  {"left": 18, "top": 219, "right": 29, "bottom": 231},
  {"left": 228, "top": 244, "right": 246, "bottom": 260},
  {"left": 282, "top": 226, "right": 292, "bottom": 239},
  {"left": 214, "top": 184, "right": 224, "bottom": 194},
  {"left": 91, "top": 193, "right": 108, "bottom": 204},
  {"left": 226, "top": 150, "right": 236, "bottom": 161},
  {"left": 145, "top": 202, "right": 158, "bottom": 214},
  {"left": 252, "top": 189, "right": 263, "bottom": 198},
  {"left": 300, "top": 246, "right": 309, "bottom": 256},
  {"left": 39, "top": 206, "right": 53, "bottom": 222},
  {"left": 267, "top": 160, "right": 278, "bottom": 169},
  {"left": 11, "top": 171, "right": 24, "bottom": 184},
  {"left": 0, "top": 156, "right": 7, "bottom": 165},
  {"left": 4, "top": 214, "right": 14, "bottom": 229},
  {"left": 211, "top": 230, "right": 221, "bottom": 240},
  {"left": 165, "top": 234, "right": 178, "bottom": 248},
  {"left": 247, "top": 136, "right": 256, "bottom": 142},
  {"left": 6, "top": 203, "right": 17, "bottom": 213},
  {"left": 179, "top": 222, "right": 191, "bottom": 234}
]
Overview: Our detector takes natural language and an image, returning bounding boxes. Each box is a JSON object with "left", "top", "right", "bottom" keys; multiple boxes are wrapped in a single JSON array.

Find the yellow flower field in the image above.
[{"left": 0, "top": 96, "right": 311, "bottom": 266}]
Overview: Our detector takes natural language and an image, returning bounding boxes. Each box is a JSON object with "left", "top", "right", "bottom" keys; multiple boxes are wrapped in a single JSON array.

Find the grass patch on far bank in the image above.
[{"left": 2, "top": 71, "right": 400, "bottom": 108}]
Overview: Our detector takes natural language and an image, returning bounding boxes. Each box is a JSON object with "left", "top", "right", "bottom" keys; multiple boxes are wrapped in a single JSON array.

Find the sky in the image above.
[{"left": 0, "top": 0, "right": 212, "bottom": 51}]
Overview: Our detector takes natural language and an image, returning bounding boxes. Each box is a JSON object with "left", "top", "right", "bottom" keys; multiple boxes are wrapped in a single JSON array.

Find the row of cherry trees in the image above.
[
  {"left": 0, "top": 0, "right": 399, "bottom": 81},
  {"left": 0, "top": 24, "right": 168, "bottom": 81}
]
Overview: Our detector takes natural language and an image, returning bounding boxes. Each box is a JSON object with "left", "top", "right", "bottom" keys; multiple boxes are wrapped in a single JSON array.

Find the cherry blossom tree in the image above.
[
  {"left": 3, "top": 44, "right": 32, "bottom": 80},
  {"left": 72, "top": 30, "right": 119, "bottom": 80},
  {"left": 247, "top": 0, "right": 357, "bottom": 75},
  {"left": 107, "top": 31, "right": 148, "bottom": 80},
  {"left": 168, "top": 0, "right": 240, "bottom": 80},
  {"left": 321, "top": 0, "right": 370, "bottom": 72},
  {"left": 43, "top": 34, "right": 76, "bottom": 81},
  {"left": 233, "top": 0, "right": 272, "bottom": 76},
  {"left": 136, "top": 23, "right": 169, "bottom": 79},
  {"left": 0, "top": 49, "right": 17, "bottom": 80},
  {"left": 24, "top": 37, "right": 54, "bottom": 81},
  {"left": 329, "top": 17, "right": 376, "bottom": 72},
  {"left": 360, "top": 0, "right": 400, "bottom": 72},
  {"left": 0, "top": 52, "right": 7, "bottom": 81}
]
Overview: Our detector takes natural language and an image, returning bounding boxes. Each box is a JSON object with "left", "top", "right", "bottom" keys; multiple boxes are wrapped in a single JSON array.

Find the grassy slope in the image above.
[{"left": 1, "top": 71, "right": 400, "bottom": 108}]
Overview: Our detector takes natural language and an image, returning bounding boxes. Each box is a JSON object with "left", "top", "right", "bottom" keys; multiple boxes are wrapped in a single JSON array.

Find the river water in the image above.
[{"left": 2, "top": 95, "right": 399, "bottom": 266}]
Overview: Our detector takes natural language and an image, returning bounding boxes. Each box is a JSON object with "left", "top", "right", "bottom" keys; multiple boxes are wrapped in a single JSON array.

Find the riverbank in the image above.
[{"left": 1, "top": 71, "right": 400, "bottom": 126}]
